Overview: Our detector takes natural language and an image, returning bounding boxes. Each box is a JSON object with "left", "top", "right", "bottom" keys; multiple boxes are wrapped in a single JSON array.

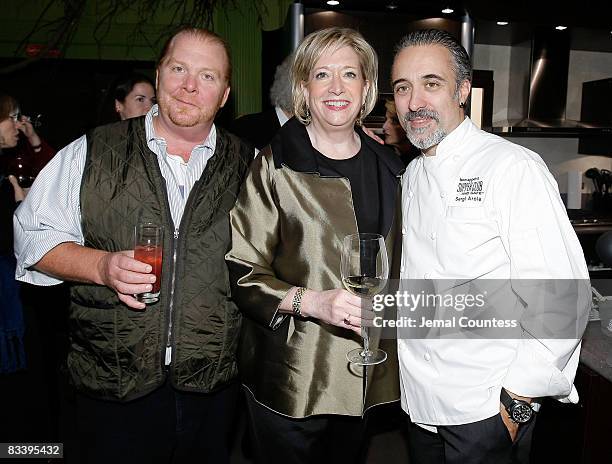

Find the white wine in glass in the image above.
[{"left": 341, "top": 233, "right": 389, "bottom": 366}]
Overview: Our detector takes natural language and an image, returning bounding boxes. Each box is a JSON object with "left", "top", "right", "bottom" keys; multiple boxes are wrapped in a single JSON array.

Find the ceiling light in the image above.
[
  {"left": 326, "top": 0, "right": 339, "bottom": 5},
  {"left": 441, "top": 7, "right": 454, "bottom": 14},
  {"left": 555, "top": 25, "right": 567, "bottom": 31},
  {"left": 496, "top": 21, "right": 509, "bottom": 26},
  {"left": 387, "top": 2, "right": 398, "bottom": 9}
]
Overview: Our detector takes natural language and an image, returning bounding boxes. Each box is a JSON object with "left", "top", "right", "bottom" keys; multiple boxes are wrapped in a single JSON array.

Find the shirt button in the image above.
[
  {"left": 440, "top": 192, "right": 446, "bottom": 198},
  {"left": 408, "top": 191, "right": 414, "bottom": 198},
  {"left": 430, "top": 232, "right": 436, "bottom": 240},
  {"left": 402, "top": 227, "right": 407, "bottom": 234},
  {"left": 424, "top": 352, "right": 431, "bottom": 361}
]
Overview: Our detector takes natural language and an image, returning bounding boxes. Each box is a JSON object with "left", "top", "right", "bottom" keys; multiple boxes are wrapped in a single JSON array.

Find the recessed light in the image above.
[
  {"left": 441, "top": 7, "right": 454, "bottom": 14},
  {"left": 496, "top": 21, "right": 509, "bottom": 26},
  {"left": 326, "top": 0, "right": 339, "bottom": 5},
  {"left": 387, "top": 2, "right": 398, "bottom": 9},
  {"left": 555, "top": 25, "right": 567, "bottom": 31}
]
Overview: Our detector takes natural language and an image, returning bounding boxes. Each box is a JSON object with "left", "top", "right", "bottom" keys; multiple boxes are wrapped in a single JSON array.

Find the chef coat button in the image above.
[
  {"left": 408, "top": 191, "right": 414, "bottom": 198},
  {"left": 423, "top": 273, "right": 431, "bottom": 279},
  {"left": 402, "top": 227, "right": 407, "bottom": 234},
  {"left": 440, "top": 192, "right": 445, "bottom": 198},
  {"left": 424, "top": 352, "right": 431, "bottom": 361},
  {"left": 430, "top": 232, "right": 436, "bottom": 240}
]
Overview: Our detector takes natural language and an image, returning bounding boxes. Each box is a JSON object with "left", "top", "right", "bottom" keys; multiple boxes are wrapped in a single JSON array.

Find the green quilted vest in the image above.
[{"left": 68, "top": 117, "right": 251, "bottom": 401}]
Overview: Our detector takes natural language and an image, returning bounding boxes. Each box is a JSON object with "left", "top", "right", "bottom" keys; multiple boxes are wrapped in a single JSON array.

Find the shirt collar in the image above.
[
  {"left": 426, "top": 116, "right": 472, "bottom": 162},
  {"left": 270, "top": 117, "right": 404, "bottom": 177},
  {"left": 275, "top": 106, "right": 290, "bottom": 127},
  {"left": 144, "top": 104, "right": 216, "bottom": 152}
]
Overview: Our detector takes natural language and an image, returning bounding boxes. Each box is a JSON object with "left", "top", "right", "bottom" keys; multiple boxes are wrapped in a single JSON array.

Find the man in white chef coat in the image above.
[{"left": 391, "top": 29, "right": 590, "bottom": 463}]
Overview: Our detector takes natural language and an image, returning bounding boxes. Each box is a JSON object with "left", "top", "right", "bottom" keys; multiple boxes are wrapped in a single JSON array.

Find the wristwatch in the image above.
[{"left": 500, "top": 388, "right": 535, "bottom": 424}]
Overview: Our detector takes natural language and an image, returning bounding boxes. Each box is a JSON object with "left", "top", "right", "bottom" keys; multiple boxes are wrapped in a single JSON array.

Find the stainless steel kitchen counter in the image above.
[{"left": 580, "top": 321, "right": 612, "bottom": 383}]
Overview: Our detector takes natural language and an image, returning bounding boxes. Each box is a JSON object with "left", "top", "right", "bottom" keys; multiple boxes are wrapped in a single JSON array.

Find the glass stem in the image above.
[{"left": 361, "top": 326, "right": 371, "bottom": 357}]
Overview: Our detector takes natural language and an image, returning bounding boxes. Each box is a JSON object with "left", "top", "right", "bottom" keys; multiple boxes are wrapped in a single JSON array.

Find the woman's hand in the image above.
[
  {"left": 300, "top": 288, "right": 375, "bottom": 336},
  {"left": 17, "top": 116, "right": 41, "bottom": 148},
  {"left": 362, "top": 126, "right": 384, "bottom": 145},
  {"left": 7, "top": 175, "right": 26, "bottom": 202}
]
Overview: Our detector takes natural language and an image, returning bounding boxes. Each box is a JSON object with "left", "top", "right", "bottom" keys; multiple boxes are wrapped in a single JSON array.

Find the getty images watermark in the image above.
[
  {"left": 366, "top": 279, "right": 592, "bottom": 339},
  {"left": 371, "top": 290, "right": 519, "bottom": 329}
]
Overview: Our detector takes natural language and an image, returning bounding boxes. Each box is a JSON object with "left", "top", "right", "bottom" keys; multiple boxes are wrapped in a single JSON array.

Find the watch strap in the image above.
[
  {"left": 500, "top": 388, "right": 514, "bottom": 409},
  {"left": 500, "top": 388, "right": 535, "bottom": 423}
]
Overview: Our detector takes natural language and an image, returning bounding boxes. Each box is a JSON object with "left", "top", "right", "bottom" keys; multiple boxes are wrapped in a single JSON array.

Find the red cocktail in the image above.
[
  {"left": 134, "top": 245, "right": 163, "bottom": 294},
  {"left": 134, "top": 223, "right": 164, "bottom": 304}
]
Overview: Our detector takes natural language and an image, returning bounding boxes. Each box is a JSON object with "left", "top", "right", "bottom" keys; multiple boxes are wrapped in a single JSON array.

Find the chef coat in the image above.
[{"left": 398, "top": 117, "right": 590, "bottom": 427}]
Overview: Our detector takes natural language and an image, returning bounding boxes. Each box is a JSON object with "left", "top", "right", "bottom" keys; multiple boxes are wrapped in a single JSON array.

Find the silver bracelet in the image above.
[{"left": 292, "top": 287, "right": 306, "bottom": 317}]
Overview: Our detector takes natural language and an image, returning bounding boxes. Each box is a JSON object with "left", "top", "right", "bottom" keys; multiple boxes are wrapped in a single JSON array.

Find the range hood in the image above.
[{"left": 490, "top": 29, "right": 612, "bottom": 137}]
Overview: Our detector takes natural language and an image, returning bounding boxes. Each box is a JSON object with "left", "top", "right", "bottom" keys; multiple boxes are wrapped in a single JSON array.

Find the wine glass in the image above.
[{"left": 341, "top": 233, "right": 389, "bottom": 366}]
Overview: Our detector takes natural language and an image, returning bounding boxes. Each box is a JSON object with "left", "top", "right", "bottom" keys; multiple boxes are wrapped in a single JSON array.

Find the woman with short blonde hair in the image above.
[
  {"left": 227, "top": 27, "right": 403, "bottom": 463},
  {"left": 291, "top": 27, "right": 379, "bottom": 126}
]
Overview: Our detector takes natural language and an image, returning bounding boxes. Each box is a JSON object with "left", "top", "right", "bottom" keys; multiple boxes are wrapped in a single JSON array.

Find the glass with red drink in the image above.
[{"left": 134, "top": 223, "right": 163, "bottom": 304}]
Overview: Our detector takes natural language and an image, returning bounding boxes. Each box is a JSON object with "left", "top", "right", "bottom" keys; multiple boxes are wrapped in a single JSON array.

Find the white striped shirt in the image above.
[{"left": 14, "top": 105, "right": 216, "bottom": 285}]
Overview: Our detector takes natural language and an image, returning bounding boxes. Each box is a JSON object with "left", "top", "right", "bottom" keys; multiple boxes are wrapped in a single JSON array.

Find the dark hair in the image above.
[
  {"left": 395, "top": 29, "right": 472, "bottom": 91},
  {"left": 0, "top": 93, "right": 18, "bottom": 121},
  {"left": 113, "top": 73, "right": 155, "bottom": 103},
  {"left": 158, "top": 27, "right": 232, "bottom": 83}
]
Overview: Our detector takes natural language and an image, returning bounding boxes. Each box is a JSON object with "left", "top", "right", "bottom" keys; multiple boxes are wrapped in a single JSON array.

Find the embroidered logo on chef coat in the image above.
[{"left": 454, "top": 177, "right": 484, "bottom": 203}]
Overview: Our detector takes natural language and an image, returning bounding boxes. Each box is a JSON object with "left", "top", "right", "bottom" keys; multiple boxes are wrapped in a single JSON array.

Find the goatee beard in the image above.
[{"left": 402, "top": 109, "right": 446, "bottom": 150}]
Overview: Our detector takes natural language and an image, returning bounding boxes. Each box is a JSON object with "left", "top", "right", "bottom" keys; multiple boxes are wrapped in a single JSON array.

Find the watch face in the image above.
[{"left": 511, "top": 402, "right": 533, "bottom": 423}]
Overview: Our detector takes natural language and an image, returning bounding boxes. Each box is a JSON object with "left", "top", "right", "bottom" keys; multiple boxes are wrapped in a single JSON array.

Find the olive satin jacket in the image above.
[{"left": 226, "top": 118, "right": 404, "bottom": 418}]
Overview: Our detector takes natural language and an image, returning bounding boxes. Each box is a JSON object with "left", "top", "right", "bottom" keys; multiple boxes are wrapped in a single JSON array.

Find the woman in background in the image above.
[
  {"left": 111, "top": 73, "right": 156, "bottom": 121},
  {"left": 0, "top": 93, "right": 55, "bottom": 185},
  {"left": 0, "top": 93, "right": 27, "bottom": 374},
  {"left": 382, "top": 99, "right": 418, "bottom": 166}
]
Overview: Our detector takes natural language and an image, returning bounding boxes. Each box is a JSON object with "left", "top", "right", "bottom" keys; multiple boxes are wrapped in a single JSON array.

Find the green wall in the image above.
[{"left": 0, "top": 0, "right": 293, "bottom": 115}]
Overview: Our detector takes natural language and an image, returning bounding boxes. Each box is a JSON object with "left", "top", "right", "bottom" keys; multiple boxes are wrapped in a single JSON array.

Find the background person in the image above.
[
  {"left": 392, "top": 29, "right": 590, "bottom": 464},
  {"left": 382, "top": 99, "right": 418, "bottom": 166},
  {"left": 226, "top": 27, "right": 403, "bottom": 464},
  {"left": 1, "top": 92, "right": 64, "bottom": 447},
  {"left": 107, "top": 72, "right": 156, "bottom": 122},
  {"left": 230, "top": 53, "right": 293, "bottom": 149},
  {"left": 0, "top": 93, "right": 27, "bottom": 375},
  {"left": 0, "top": 94, "right": 55, "bottom": 188},
  {"left": 14, "top": 28, "right": 252, "bottom": 464}
]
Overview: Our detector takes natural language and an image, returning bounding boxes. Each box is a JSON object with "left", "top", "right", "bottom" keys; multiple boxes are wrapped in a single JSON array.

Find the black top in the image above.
[
  {"left": 269, "top": 118, "right": 405, "bottom": 239},
  {"left": 314, "top": 144, "right": 380, "bottom": 235}
]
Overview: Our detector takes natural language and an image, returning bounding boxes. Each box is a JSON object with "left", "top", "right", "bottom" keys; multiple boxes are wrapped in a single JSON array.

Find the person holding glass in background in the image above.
[
  {"left": 1, "top": 93, "right": 56, "bottom": 373},
  {"left": 226, "top": 27, "right": 404, "bottom": 463},
  {"left": 0, "top": 93, "right": 55, "bottom": 190},
  {"left": 0, "top": 93, "right": 28, "bottom": 375}
]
